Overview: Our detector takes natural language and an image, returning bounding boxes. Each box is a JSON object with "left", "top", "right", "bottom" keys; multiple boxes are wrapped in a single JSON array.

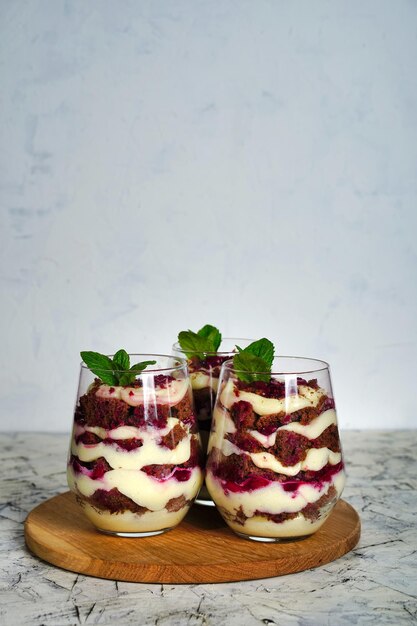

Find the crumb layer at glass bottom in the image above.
[{"left": 76, "top": 499, "right": 193, "bottom": 535}]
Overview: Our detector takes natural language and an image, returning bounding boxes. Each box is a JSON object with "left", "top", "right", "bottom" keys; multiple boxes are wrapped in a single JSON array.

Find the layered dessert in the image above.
[
  {"left": 206, "top": 374, "right": 345, "bottom": 539},
  {"left": 67, "top": 374, "right": 203, "bottom": 535}
]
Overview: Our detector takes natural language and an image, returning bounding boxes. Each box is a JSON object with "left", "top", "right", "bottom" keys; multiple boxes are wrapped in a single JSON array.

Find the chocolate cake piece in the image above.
[
  {"left": 255, "top": 412, "right": 285, "bottom": 433},
  {"left": 314, "top": 424, "right": 341, "bottom": 453},
  {"left": 166, "top": 495, "right": 189, "bottom": 512},
  {"left": 225, "top": 430, "right": 264, "bottom": 454},
  {"left": 210, "top": 450, "right": 281, "bottom": 484},
  {"left": 84, "top": 488, "right": 148, "bottom": 515},
  {"left": 77, "top": 395, "right": 130, "bottom": 429},
  {"left": 170, "top": 394, "right": 196, "bottom": 426},
  {"left": 230, "top": 400, "right": 256, "bottom": 429},
  {"left": 132, "top": 402, "right": 170, "bottom": 429},
  {"left": 290, "top": 395, "right": 335, "bottom": 426},
  {"left": 160, "top": 423, "right": 187, "bottom": 449},
  {"left": 302, "top": 485, "right": 337, "bottom": 521},
  {"left": 75, "top": 431, "right": 102, "bottom": 446},
  {"left": 273, "top": 429, "right": 309, "bottom": 467},
  {"left": 70, "top": 455, "right": 113, "bottom": 478},
  {"left": 252, "top": 509, "right": 299, "bottom": 524}
]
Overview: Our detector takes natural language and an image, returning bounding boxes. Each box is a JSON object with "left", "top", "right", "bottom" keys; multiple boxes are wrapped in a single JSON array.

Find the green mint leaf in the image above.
[
  {"left": 80, "top": 351, "right": 118, "bottom": 386},
  {"left": 233, "top": 351, "right": 271, "bottom": 382},
  {"left": 118, "top": 360, "right": 157, "bottom": 386},
  {"left": 238, "top": 338, "right": 274, "bottom": 369},
  {"left": 118, "top": 374, "right": 132, "bottom": 386},
  {"left": 81, "top": 351, "right": 156, "bottom": 386},
  {"left": 178, "top": 324, "right": 222, "bottom": 358},
  {"left": 233, "top": 338, "right": 275, "bottom": 383},
  {"left": 178, "top": 330, "right": 210, "bottom": 359},
  {"left": 197, "top": 324, "right": 222, "bottom": 351},
  {"left": 112, "top": 349, "right": 130, "bottom": 371}
]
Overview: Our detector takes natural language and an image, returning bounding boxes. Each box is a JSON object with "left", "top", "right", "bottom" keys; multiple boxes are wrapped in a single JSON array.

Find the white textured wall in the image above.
[{"left": 1, "top": 0, "right": 416, "bottom": 431}]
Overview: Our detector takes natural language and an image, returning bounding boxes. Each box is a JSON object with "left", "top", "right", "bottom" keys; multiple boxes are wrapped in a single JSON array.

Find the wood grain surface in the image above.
[{"left": 24, "top": 492, "right": 360, "bottom": 584}]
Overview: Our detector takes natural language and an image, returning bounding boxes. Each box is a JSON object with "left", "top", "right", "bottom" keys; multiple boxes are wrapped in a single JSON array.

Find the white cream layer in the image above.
[
  {"left": 95, "top": 378, "right": 189, "bottom": 406},
  {"left": 190, "top": 371, "right": 219, "bottom": 392},
  {"left": 68, "top": 464, "right": 203, "bottom": 512},
  {"left": 205, "top": 467, "right": 345, "bottom": 517},
  {"left": 220, "top": 380, "right": 326, "bottom": 416},
  {"left": 72, "top": 418, "right": 191, "bottom": 470}
]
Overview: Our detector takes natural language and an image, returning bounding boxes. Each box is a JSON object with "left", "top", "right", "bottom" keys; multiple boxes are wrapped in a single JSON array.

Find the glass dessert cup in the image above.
[
  {"left": 206, "top": 357, "right": 346, "bottom": 542},
  {"left": 67, "top": 355, "right": 203, "bottom": 537},
  {"left": 173, "top": 338, "right": 253, "bottom": 506}
]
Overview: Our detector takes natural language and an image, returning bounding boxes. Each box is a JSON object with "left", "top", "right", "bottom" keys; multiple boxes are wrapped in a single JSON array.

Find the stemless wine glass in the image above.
[
  {"left": 67, "top": 354, "right": 203, "bottom": 537},
  {"left": 172, "top": 338, "right": 253, "bottom": 506},
  {"left": 206, "top": 357, "right": 346, "bottom": 542}
]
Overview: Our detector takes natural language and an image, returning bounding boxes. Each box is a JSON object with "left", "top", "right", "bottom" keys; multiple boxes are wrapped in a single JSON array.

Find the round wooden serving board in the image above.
[{"left": 25, "top": 492, "right": 360, "bottom": 584}]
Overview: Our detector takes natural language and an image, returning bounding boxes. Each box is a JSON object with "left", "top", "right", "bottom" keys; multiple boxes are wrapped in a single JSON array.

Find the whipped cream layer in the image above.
[
  {"left": 72, "top": 419, "right": 191, "bottom": 470},
  {"left": 219, "top": 380, "right": 326, "bottom": 416},
  {"left": 190, "top": 371, "right": 219, "bottom": 392},
  {"left": 95, "top": 378, "right": 189, "bottom": 406}
]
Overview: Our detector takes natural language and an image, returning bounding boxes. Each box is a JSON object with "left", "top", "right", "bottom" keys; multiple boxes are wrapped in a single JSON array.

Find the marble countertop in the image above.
[{"left": 1, "top": 431, "right": 416, "bottom": 625}]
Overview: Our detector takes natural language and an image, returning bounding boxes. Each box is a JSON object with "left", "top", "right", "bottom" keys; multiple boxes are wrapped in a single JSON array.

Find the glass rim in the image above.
[
  {"left": 80, "top": 353, "right": 188, "bottom": 374},
  {"left": 222, "top": 355, "right": 330, "bottom": 375},
  {"left": 172, "top": 338, "right": 254, "bottom": 357}
]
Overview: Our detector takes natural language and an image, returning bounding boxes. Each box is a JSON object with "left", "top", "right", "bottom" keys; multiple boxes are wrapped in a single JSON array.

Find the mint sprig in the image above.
[
  {"left": 233, "top": 338, "right": 275, "bottom": 383},
  {"left": 178, "top": 324, "right": 222, "bottom": 359},
  {"left": 81, "top": 350, "right": 156, "bottom": 386}
]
